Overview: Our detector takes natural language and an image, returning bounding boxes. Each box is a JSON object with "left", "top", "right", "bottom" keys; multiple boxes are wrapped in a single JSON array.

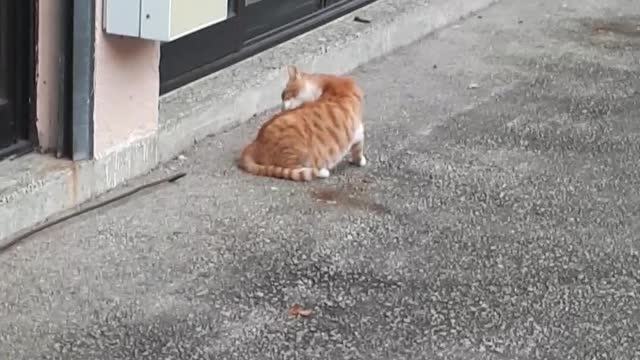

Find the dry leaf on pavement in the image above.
[{"left": 288, "top": 304, "right": 313, "bottom": 318}]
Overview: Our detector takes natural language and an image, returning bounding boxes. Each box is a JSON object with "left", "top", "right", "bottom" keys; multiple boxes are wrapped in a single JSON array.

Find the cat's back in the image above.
[
  {"left": 254, "top": 107, "right": 309, "bottom": 144},
  {"left": 255, "top": 73, "right": 363, "bottom": 146},
  {"left": 291, "top": 98, "right": 361, "bottom": 156}
]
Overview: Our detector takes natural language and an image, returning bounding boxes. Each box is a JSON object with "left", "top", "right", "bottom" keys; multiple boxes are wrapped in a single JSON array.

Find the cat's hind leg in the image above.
[
  {"left": 350, "top": 140, "right": 367, "bottom": 167},
  {"left": 350, "top": 124, "right": 367, "bottom": 167}
]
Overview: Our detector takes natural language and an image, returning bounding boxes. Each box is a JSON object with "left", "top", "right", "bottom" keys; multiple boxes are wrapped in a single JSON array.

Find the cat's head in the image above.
[{"left": 281, "top": 66, "right": 322, "bottom": 111}]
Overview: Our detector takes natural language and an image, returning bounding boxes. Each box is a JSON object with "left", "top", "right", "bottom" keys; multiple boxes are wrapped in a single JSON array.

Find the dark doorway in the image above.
[
  {"left": 160, "top": 0, "right": 375, "bottom": 94},
  {"left": 0, "top": 0, "right": 35, "bottom": 160}
]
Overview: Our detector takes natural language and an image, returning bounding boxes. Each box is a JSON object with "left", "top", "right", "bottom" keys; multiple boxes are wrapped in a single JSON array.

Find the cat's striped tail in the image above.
[{"left": 239, "top": 144, "right": 327, "bottom": 181}]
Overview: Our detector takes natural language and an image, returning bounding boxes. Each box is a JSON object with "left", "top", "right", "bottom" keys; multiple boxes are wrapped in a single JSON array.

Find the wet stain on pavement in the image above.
[
  {"left": 591, "top": 18, "right": 640, "bottom": 38},
  {"left": 582, "top": 16, "right": 640, "bottom": 48},
  {"left": 310, "top": 181, "right": 389, "bottom": 215}
]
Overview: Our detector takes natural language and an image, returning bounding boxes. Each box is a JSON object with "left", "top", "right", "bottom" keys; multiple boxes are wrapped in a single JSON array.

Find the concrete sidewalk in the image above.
[{"left": 2, "top": 0, "right": 640, "bottom": 358}]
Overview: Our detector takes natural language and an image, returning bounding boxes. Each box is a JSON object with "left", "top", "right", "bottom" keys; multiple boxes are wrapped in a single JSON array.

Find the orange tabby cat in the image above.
[{"left": 239, "top": 66, "right": 366, "bottom": 181}]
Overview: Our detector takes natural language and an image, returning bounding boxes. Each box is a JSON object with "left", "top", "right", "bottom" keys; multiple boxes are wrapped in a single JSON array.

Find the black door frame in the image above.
[
  {"left": 160, "top": 0, "right": 376, "bottom": 94},
  {"left": 0, "top": 0, "right": 37, "bottom": 161}
]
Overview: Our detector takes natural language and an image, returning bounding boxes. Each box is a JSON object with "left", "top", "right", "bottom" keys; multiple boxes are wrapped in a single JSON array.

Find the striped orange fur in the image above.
[{"left": 239, "top": 66, "right": 366, "bottom": 181}]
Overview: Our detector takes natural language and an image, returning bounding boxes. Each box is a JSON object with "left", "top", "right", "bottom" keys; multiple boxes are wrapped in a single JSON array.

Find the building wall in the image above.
[
  {"left": 35, "top": 0, "right": 161, "bottom": 159},
  {"left": 36, "top": 0, "right": 62, "bottom": 152},
  {"left": 93, "top": 0, "right": 160, "bottom": 158}
]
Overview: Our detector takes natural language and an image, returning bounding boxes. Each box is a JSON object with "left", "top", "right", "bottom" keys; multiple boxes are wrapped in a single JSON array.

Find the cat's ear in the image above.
[{"left": 287, "top": 65, "right": 300, "bottom": 80}]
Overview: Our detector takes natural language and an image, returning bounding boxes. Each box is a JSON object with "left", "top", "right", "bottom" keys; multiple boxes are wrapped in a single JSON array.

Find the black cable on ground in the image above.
[{"left": 0, "top": 172, "right": 187, "bottom": 254}]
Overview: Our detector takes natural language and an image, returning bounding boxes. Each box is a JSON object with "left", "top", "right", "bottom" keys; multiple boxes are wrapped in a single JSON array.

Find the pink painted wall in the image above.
[
  {"left": 36, "top": 0, "right": 62, "bottom": 152},
  {"left": 36, "top": 0, "right": 160, "bottom": 158},
  {"left": 93, "top": 0, "right": 160, "bottom": 158}
]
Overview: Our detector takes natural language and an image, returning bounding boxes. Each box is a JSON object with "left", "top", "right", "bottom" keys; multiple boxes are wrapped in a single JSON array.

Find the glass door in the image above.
[
  {"left": 160, "top": 0, "right": 322, "bottom": 93},
  {"left": 0, "top": 0, "right": 31, "bottom": 159},
  {"left": 160, "top": 0, "right": 245, "bottom": 93},
  {"left": 160, "top": 0, "right": 375, "bottom": 94},
  {"left": 242, "top": 0, "right": 323, "bottom": 42},
  {"left": 0, "top": 0, "right": 17, "bottom": 149}
]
